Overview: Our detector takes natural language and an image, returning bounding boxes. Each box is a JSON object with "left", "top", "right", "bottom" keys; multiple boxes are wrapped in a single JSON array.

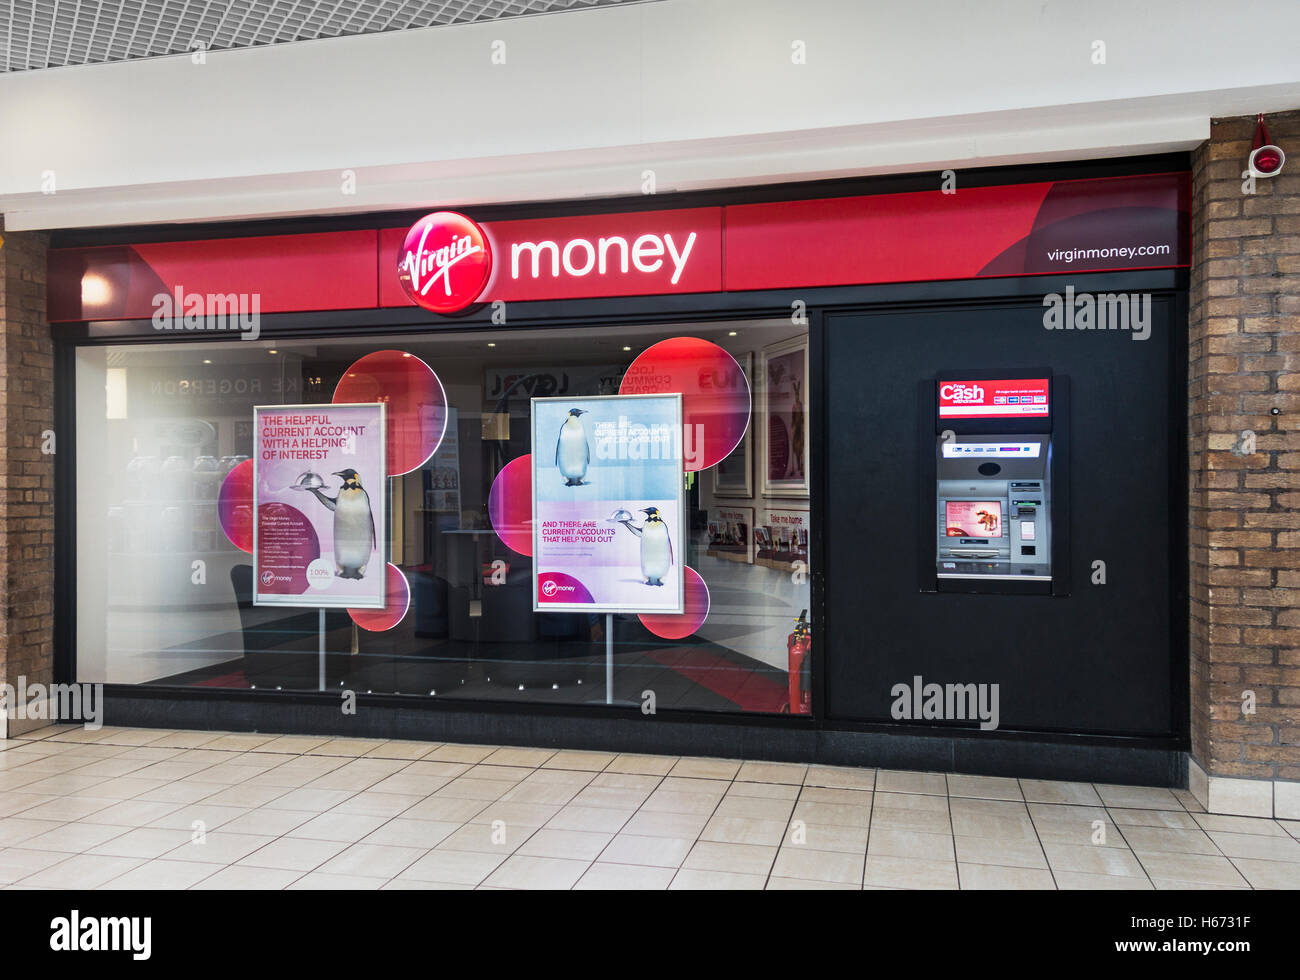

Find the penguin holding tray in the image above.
[
  {"left": 608, "top": 507, "right": 673, "bottom": 587},
  {"left": 251, "top": 401, "right": 387, "bottom": 610},
  {"left": 529, "top": 393, "right": 685, "bottom": 614},
  {"left": 294, "top": 468, "right": 377, "bottom": 579}
]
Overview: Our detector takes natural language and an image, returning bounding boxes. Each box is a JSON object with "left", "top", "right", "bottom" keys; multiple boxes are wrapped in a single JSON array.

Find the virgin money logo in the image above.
[
  {"left": 398, "top": 211, "right": 492, "bottom": 314},
  {"left": 260, "top": 569, "right": 276, "bottom": 586},
  {"left": 540, "top": 578, "right": 575, "bottom": 598}
]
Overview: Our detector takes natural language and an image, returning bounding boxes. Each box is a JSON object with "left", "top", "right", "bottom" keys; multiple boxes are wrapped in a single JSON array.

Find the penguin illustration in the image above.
[
  {"left": 303, "top": 468, "right": 376, "bottom": 579},
  {"left": 555, "top": 408, "right": 591, "bottom": 486},
  {"left": 636, "top": 506, "right": 673, "bottom": 586}
]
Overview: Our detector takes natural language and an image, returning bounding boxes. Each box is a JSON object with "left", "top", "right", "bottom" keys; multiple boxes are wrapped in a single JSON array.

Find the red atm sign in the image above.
[{"left": 939, "top": 378, "right": 1050, "bottom": 419}]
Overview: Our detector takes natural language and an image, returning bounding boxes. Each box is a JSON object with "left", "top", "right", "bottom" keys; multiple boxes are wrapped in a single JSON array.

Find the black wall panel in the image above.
[{"left": 825, "top": 295, "right": 1182, "bottom": 736}]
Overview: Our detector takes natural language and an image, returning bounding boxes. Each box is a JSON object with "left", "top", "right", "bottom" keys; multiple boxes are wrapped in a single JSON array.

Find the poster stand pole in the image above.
[
  {"left": 605, "top": 613, "right": 614, "bottom": 705},
  {"left": 318, "top": 609, "right": 326, "bottom": 692}
]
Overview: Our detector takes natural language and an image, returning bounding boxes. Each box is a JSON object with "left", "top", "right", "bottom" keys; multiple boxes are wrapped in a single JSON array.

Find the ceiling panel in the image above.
[{"left": 0, "top": 0, "right": 653, "bottom": 72}]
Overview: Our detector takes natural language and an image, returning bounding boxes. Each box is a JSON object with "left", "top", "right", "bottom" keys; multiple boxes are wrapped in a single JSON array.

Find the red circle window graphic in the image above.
[{"left": 397, "top": 211, "right": 492, "bottom": 313}]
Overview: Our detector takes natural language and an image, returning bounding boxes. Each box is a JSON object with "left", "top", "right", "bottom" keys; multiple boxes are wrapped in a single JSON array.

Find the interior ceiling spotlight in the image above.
[{"left": 1249, "top": 113, "right": 1286, "bottom": 178}]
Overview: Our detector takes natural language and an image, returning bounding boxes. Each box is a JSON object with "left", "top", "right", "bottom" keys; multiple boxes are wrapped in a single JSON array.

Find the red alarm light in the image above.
[{"left": 1249, "top": 114, "right": 1286, "bottom": 178}]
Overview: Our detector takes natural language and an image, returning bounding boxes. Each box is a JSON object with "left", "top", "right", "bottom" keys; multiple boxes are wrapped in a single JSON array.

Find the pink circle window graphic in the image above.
[{"left": 397, "top": 211, "right": 492, "bottom": 314}]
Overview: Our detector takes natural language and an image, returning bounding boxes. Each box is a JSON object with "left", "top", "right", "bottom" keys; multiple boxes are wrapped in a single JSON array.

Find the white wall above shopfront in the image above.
[{"left": 2, "top": 0, "right": 1298, "bottom": 230}]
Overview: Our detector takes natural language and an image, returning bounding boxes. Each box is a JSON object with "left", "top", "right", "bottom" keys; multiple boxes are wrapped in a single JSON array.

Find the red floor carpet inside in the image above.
[{"left": 645, "top": 647, "right": 790, "bottom": 713}]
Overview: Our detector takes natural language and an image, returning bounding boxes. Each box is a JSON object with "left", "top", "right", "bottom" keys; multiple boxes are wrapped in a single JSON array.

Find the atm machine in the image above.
[{"left": 922, "top": 369, "right": 1068, "bottom": 596}]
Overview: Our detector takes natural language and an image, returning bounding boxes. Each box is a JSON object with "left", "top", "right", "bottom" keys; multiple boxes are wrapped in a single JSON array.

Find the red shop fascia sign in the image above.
[{"left": 47, "top": 171, "right": 1190, "bottom": 323}]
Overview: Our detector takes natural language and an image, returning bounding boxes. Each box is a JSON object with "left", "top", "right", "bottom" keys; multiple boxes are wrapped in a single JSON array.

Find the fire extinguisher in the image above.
[{"left": 786, "top": 609, "right": 812, "bottom": 715}]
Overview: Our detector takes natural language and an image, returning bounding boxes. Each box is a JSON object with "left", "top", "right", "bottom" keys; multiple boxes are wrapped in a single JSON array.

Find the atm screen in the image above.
[
  {"left": 938, "top": 378, "right": 1050, "bottom": 419},
  {"left": 945, "top": 501, "right": 1002, "bottom": 537}
]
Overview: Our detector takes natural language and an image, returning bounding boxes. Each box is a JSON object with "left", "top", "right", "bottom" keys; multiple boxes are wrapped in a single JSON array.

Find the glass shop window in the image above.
[{"left": 74, "top": 319, "right": 813, "bottom": 714}]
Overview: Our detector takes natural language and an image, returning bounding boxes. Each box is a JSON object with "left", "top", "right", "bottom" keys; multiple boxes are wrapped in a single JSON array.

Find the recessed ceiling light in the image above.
[
  {"left": 488, "top": 342, "right": 497, "bottom": 348},
  {"left": 80, "top": 274, "right": 111, "bottom": 305},
  {"left": 622, "top": 346, "right": 632, "bottom": 352},
  {"left": 203, "top": 359, "right": 212, "bottom": 364},
  {"left": 268, "top": 349, "right": 278, "bottom": 355},
  {"left": 728, "top": 331, "right": 738, "bottom": 336}
]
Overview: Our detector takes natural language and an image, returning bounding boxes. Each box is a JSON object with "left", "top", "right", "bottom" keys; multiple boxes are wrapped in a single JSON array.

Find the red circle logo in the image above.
[{"left": 397, "top": 211, "right": 492, "bottom": 313}]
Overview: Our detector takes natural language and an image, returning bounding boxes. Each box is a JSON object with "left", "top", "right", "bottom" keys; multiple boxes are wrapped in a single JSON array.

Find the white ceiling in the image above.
[{"left": 2, "top": 0, "right": 1299, "bottom": 231}]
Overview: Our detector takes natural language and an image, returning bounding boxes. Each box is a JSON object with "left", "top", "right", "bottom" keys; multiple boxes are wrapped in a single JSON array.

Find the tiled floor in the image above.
[{"left": 1, "top": 725, "right": 1297, "bottom": 889}]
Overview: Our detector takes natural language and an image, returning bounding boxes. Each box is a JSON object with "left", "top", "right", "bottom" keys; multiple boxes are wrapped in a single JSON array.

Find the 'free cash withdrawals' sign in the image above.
[
  {"left": 531, "top": 394, "right": 685, "bottom": 614},
  {"left": 254, "top": 403, "right": 386, "bottom": 609}
]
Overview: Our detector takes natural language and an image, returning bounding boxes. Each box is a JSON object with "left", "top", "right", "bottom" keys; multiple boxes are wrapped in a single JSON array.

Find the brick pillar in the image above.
[
  {"left": 0, "top": 217, "right": 55, "bottom": 737},
  {"left": 1188, "top": 110, "right": 1300, "bottom": 818}
]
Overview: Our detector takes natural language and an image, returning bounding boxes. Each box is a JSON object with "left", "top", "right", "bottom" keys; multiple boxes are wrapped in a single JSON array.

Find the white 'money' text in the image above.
[{"left": 512, "top": 232, "right": 697, "bottom": 284}]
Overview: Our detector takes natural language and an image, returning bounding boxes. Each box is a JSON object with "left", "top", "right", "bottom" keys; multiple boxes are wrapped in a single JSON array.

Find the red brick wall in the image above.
[
  {"left": 1188, "top": 111, "right": 1300, "bottom": 782},
  {"left": 0, "top": 218, "right": 55, "bottom": 703}
]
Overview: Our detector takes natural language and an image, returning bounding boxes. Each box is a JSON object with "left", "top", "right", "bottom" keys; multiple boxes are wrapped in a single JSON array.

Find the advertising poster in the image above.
[
  {"left": 531, "top": 393, "right": 685, "bottom": 614},
  {"left": 754, "top": 507, "right": 810, "bottom": 572},
  {"left": 761, "top": 337, "right": 810, "bottom": 497},
  {"left": 253, "top": 403, "right": 387, "bottom": 609},
  {"left": 706, "top": 506, "right": 754, "bottom": 564}
]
